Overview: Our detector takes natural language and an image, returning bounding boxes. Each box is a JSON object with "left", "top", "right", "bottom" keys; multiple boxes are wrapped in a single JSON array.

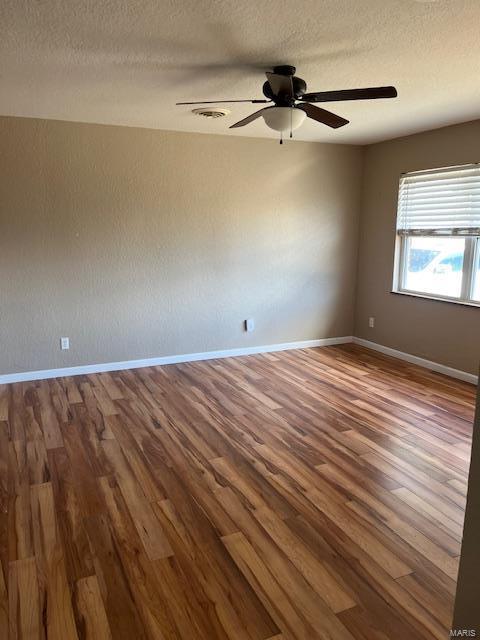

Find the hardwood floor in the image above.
[{"left": 0, "top": 344, "right": 475, "bottom": 639}]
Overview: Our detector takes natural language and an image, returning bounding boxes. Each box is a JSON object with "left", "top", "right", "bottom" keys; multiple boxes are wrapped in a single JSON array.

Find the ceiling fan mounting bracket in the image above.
[{"left": 272, "top": 65, "right": 296, "bottom": 76}]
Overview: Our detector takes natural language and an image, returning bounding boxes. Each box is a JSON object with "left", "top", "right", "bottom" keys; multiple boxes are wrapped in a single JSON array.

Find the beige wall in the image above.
[
  {"left": 0, "top": 116, "right": 363, "bottom": 375},
  {"left": 355, "top": 120, "right": 480, "bottom": 375}
]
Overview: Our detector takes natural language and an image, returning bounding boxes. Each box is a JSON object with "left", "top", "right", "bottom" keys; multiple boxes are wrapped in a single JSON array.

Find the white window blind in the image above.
[{"left": 397, "top": 164, "right": 480, "bottom": 236}]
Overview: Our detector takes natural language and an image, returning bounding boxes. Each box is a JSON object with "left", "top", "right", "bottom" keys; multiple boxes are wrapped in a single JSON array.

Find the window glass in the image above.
[{"left": 402, "top": 236, "right": 465, "bottom": 298}]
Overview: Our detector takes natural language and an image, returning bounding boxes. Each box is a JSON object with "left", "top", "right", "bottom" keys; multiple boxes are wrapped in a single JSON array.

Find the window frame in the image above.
[
  {"left": 393, "top": 234, "right": 480, "bottom": 307},
  {"left": 392, "top": 164, "right": 480, "bottom": 307},
  {"left": 473, "top": 238, "right": 480, "bottom": 303}
]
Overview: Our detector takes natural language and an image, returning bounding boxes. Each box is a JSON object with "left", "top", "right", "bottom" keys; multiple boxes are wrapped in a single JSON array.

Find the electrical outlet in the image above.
[
  {"left": 245, "top": 318, "right": 255, "bottom": 332},
  {"left": 368, "top": 317, "right": 375, "bottom": 328},
  {"left": 60, "top": 337, "right": 70, "bottom": 350}
]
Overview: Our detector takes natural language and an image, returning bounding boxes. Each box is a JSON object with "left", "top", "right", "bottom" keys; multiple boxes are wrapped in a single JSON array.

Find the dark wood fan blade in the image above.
[
  {"left": 266, "top": 72, "right": 293, "bottom": 97},
  {"left": 176, "top": 99, "right": 270, "bottom": 105},
  {"left": 229, "top": 108, "right": 268, "bottom": 128},
  {"left": 301, "top": 86, "right": 397, "bottom": 103},
  {"left": 297, "top": 103, "right": 349, "bottom": 129}
]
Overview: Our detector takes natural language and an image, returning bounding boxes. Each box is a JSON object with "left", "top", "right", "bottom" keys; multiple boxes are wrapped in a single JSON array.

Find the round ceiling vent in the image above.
[{"left": 192, "top": 107, "right": 230, "bottom": 119}]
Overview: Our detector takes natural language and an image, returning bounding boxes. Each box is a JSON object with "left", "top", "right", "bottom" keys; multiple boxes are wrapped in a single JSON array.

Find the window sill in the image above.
[{"left": 391, "top": 289, "right": 480, "bottom": 309}]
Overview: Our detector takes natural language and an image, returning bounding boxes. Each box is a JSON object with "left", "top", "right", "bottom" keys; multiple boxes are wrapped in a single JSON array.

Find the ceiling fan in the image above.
[{"left": 177, "top": 65, "right": 397, "bottom": 141}]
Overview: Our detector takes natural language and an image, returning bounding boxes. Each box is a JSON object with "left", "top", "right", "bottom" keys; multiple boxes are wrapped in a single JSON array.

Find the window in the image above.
[{"left": 394, "top": 164, "right": 480, "bottom": 306}]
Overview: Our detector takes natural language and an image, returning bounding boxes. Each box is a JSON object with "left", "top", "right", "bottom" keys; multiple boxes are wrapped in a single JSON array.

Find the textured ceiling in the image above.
[{"left": 1, "top": 0, "right": 480, "bottom": 144}]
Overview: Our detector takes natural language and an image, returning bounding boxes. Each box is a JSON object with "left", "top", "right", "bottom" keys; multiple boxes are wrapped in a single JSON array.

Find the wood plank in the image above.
[
  {"left": 73, "top": 575, "right": 112, "bottom": 640},
  {"left": 101, "top": 440, "right": 173, "bottom": 560},
  {"left": 8, "top": 441, "right": 34, "bottom": 561},
  {"left": 317, "top": 463, "right": 462, "bottom": 559},
  {"left": 222, "top": 531, "right": 322, "bottom": 640},
  {"left": 0, "top": 551, "right": 8, "bottom": 639},
  {"left": 391, "top": 486, "right": 464, "bottom": 541},
  {"left": 155, "top": 493, "right": 280, "bottom": 639},
  {"left": 84, "top": 513, "right": 148, "bottom": 640},
  {"left": 1, "top": 345, "right": 474, "bottom": 638},
  {"left": 36, "top": 382, "right": 64, "bottom": 449},
  {"left": 8, "top": 557, "right": 41, "bottom": 639},
  {"left": 30, "top": 482, "right": 78, "bottom": 639},
  {"left": 0, "top": 387, "right": 9, "bottom": 422},
  {"left": 214, "top": 487, "right": 355, "bottom": 639}
]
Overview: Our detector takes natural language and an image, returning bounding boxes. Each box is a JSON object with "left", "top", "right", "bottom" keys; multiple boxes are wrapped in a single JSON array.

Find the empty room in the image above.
[{"left": 1, "top": 1, "right": 480, "bottom": 638}]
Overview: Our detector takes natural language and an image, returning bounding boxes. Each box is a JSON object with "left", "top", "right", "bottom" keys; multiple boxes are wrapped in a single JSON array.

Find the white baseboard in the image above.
[
  {"left": 352, "top": 337, "right": 478, "bottom": 385},
  {"left": 2, "top": 335, "right": 476, "bottom": 386},
  {"left": 0, "top": 336, "right": 353, "bottom": 384}
]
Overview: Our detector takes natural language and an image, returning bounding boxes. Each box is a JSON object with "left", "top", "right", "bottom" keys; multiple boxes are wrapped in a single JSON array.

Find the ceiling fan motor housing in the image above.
[{"left": 263, "top": 75, "right": 307, "bottom": 104}]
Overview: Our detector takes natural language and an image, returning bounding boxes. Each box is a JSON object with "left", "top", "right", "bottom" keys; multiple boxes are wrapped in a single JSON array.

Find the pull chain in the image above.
[{"left": 280, "top": 131, "right": 283, "bottom": 145}]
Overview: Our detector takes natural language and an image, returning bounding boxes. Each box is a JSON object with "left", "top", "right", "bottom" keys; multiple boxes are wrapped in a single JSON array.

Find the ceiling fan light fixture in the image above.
[{"left": 261, "top": 106, "right": 306, "bottom": 132}]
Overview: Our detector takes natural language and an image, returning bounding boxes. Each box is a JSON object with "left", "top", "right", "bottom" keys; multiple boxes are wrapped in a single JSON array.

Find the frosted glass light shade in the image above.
[{"left": 262, "top": 106, "right": 306, "bottom": 132}]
